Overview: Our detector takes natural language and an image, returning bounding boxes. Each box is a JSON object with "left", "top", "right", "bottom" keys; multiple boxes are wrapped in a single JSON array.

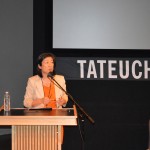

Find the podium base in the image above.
[{"left": 12, "top": 125, "right": 62, "bottom": 150}]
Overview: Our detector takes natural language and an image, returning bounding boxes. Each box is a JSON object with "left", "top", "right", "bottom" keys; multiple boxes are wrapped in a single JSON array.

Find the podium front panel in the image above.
[{"left": 12, "top": 125, "right": 58, "bottom": 150}]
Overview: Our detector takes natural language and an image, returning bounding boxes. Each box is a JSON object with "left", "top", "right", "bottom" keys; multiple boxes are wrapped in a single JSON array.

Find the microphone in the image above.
[
  {"left": 47, "top": 72, "right": 66, "bottom": 93},
  {"left": 47, "top": 72, "right": 54, "bottom": 78}
]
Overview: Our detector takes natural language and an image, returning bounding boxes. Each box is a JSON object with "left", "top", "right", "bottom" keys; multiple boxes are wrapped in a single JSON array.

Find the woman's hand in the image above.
[
  {"left": 32, "top": 97, "right": 50, "bottom": 107},
  {"left": 57, "top": 97, "right": 66, "bottom": 106},
  {"left": 42, "top": 97, "right": 50, "bottom": 105}
]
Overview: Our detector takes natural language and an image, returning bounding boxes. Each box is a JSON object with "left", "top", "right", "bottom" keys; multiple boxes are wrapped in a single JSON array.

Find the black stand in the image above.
[
  {"left": 78, "top": 113, "right": 85, "bottom": 150},
  {"left": 48, "top": 74, "right": 95, "bottom": 150}
]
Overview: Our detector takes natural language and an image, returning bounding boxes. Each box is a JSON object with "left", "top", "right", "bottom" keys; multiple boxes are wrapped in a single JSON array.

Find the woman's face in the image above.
[{"left": 38, "top": 57, "right": 54, "bottom": 75}]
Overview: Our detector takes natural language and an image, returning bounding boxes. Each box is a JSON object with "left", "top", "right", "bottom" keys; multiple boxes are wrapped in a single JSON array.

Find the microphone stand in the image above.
[
  {"left": 48, "top": 74, "right": 95, "bottom": 125},
  {"left": 48, "top": 74, "right": 95, "bottom": 150}
]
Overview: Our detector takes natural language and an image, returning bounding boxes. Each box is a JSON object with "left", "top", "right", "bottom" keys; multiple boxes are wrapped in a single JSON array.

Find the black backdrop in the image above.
[{"left": 34, "top": 0, "right": 150, "bottom": 150}]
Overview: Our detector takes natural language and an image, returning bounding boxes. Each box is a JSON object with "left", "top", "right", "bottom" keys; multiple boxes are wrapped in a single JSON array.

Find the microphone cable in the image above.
[{"left": 77, "top": 113, "right": 85, "bottom": 150}]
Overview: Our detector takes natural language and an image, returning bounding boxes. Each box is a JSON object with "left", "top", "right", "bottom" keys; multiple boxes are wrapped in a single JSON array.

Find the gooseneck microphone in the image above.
[
  {"left": 47, "top": 72, "right": 54, "bottom": 78},
  {"left": 47, "top": 72, "right": 65, "bottom": 92},
  {"left": 47, "top": 72, "right": 70, "bottom": 97}
]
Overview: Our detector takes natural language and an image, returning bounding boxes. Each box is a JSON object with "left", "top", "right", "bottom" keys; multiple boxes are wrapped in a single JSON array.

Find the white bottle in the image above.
[{"left": 4, "top": 91, "right": 10, "bottom": 111}]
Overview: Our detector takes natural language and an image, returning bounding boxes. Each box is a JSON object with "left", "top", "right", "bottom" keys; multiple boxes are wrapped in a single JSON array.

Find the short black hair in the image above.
[{"left": 37, "top": 53, "right": 56, "bottom": 77}]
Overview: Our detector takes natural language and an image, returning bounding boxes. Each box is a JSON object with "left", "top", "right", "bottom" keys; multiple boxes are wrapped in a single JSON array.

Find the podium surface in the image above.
[{"left": 0, "top": 107, "right": 77, "bottom": 150}]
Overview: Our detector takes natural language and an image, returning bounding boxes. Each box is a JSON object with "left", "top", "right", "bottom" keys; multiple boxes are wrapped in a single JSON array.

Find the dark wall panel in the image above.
[{"left": 64, "top": 80, "right": 150, "bottom": 150}]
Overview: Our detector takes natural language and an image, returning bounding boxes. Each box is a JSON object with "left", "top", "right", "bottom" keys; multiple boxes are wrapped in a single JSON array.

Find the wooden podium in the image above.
[{"left": 0, "top": 106, "right": 77, "bottom": 150}]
